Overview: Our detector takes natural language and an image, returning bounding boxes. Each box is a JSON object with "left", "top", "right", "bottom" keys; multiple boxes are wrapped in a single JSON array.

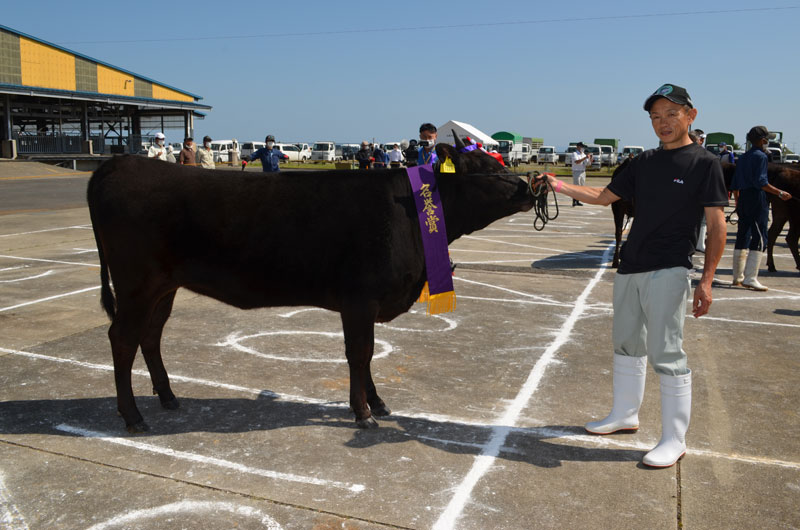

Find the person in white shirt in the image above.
[
  {"left": 388, "top": 144, "right": 404, "bottom": 168},
  {"left": 147, "top": 132, "right": 168, "bottom": 161},
  {"left": 570, "top": 141, "right": 592, "bottom": 206}
]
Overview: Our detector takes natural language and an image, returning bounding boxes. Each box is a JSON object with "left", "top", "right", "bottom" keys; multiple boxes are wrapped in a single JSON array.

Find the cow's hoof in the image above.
[
  {"left": 126, "top": 421, "right": 150, "bottom": 434},
  {"left": 371, "top": 404, "right": 392, "bottom": 417},
  {"left": 356, "top": 416, "right": 379, "bottom": 429},
  {"left": 160, "top": 397, "right": 180, "bottom": 410}
]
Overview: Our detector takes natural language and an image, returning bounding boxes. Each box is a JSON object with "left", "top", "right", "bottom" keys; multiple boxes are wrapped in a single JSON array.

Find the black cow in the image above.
[
  {"left": 87, "top": 141, "right": 535, "bottom": 433},
  {"left": 766, "top": 163, "right": 800, "bottom": 273}
]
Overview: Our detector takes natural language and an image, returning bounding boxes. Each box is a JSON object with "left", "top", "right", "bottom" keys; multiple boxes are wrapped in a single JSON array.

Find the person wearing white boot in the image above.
[
  {"left": 542, "top": 83, "right": 729, "bottom": 468},
  {"left": 730, "top": 126, "right": 793, "bottom": 291}
]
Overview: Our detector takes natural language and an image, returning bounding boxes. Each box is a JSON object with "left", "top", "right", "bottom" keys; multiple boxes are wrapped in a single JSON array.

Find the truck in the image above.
[
  {"left": 594, "top": 138, "right": 620, "bottom": 166},
  {"left": 621, "top": 145, "right": 645, "bottom": 161},
  {"left": 537, "top": 146, "right": 558, "bottom": 165},
  {"left": 311, "top": 141, "right": 337, "bottom": 162},
  {"left": 705, "top": 132, "right": 735, "bottom": 156},
  {"left": 767, "top": 131, "right": 785, "bottom": 162},
  {"left": 491, "top": 131, "right": 528, "bottom": 166}
]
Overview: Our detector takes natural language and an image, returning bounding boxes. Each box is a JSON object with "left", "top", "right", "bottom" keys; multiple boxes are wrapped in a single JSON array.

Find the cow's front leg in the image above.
[{"left": 341, "top": 300, "right": 380, "bottom": 428}]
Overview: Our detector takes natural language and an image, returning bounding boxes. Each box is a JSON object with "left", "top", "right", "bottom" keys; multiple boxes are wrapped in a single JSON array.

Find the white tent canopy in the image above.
[{"left": 437, "top": 120, "right": 499, "bottom": 150}]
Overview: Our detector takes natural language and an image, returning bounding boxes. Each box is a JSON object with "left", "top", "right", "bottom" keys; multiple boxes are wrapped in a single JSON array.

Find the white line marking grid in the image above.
[{"left": 2, "top": 216, "right": 799, "bottom": 528}]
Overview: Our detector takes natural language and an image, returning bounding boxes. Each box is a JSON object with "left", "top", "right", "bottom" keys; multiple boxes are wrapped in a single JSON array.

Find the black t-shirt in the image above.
[{"left": 607, "top": 142, "right": 728, "bottom": 274}]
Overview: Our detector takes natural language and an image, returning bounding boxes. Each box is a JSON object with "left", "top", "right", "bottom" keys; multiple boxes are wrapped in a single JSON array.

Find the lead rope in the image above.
[{"left": 526, "top": 171, "right": 559, "bottom": 231}]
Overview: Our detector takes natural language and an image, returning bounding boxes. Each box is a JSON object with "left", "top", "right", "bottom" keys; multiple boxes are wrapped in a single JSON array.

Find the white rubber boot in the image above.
[
  {"left": 585, "top": 355, "right": 647, "bottom": 434},
  {"left": 643, "top": 371, "right": 691, "bottom": 468},
  {"left": 742, "top": 250, "right": 768, "bottom": 291},
  {"left": 731, "top": 249, "right": 747, "bottom": 286}
]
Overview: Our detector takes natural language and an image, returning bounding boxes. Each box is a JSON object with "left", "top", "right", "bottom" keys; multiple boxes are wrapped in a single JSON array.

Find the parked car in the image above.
[
  {"left": 537, "top": 146, "right": 558, "bottom": 164},
  {"left": 563, "top": 146, "right": 577, "bottom": 166},
  {"left": 293, "top": 143, "right": 312, "bottom": 161},
  {"left": 311, "top": 141, "right": 337, "bottom": 161},
  {"left": 275, "top": 143, "right": 303, "bottom": 162},
  {"left": 784, "top": 153, "right": 800, "bottom": 164},
  {"left": 241, "top": 141, "right": 266, "bottom": 159},
  {"left": 599, "top": 145, "right": 617, "bottom": 167},
  {"left": 585, "top": 144, "right": 602, "bottom": 169},
  {"left": 340, "top": 144, "right": 360, "bottom": 161},
  {"left": 210, "top": 139, "right": 238, "bottom": 163}
]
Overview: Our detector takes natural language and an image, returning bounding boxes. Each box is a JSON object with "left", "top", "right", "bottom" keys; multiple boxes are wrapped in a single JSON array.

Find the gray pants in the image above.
[
  {"left": 612, "top": 267, "right": 691, "bottom": 376},
  {"left": 572, "top": 170, "right": 586, "bottom": 187}
]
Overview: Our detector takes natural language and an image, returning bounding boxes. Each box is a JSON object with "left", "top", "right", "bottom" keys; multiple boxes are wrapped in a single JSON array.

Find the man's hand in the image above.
[{"left": 692, "top": 281, "right": 712, "bottom": 318}]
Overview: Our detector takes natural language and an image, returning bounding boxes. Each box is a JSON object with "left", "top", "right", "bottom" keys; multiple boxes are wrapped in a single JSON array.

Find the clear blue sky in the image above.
[{"left": 6, "top": 1, "right": 800, "bottom": 151}]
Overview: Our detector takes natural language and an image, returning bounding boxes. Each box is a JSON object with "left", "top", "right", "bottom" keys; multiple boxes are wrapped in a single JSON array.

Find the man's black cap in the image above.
[
  {"left": 576, "top": 141, "right": 586, "bottom": 148},
  {"left": 265, "top": 134, "right": 276, "bottom": 142},
  {"left": 746, "top": 125, "right": 769, "bottom": 142},
  {"left": 644, "top": 83, "right": 693, "bottom": 111}
]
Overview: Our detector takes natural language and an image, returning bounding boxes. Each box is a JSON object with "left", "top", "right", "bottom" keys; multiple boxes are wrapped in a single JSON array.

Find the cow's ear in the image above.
[{"left": 436, "top": 143, "right": 458, "bottom": 161}]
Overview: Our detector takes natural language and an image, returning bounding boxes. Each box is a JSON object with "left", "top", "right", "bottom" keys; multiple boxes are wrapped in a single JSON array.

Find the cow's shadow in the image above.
[
  {"left": 531, "top": 244, "right": 612, "bottom": 271},
  {"left": 0, "top": 393, "right": 642, "bottom": 469}
]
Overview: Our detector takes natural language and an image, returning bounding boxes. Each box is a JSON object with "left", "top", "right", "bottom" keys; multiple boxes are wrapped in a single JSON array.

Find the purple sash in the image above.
[{"left": 406, "top": 164, "right": 456, "bottom": 314}]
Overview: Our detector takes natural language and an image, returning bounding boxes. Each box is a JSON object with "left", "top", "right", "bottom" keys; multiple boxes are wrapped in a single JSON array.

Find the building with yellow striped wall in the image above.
[{"left": 1, "top": 24, "right": 211, "bottom": 159}]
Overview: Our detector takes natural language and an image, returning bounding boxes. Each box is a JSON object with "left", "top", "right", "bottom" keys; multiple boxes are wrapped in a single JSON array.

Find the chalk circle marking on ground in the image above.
[
  {"left": 279, "top": 306, "right": 458, "bottom": 332},
  {"left": 85, "top": 500, "right": 282, "bottom": 530},
  {"left": 216, "top": 330, "right": 393, "bottom": 363}
]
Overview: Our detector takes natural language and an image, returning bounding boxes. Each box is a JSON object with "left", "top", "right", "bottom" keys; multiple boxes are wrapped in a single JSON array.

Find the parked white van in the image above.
[
  {"left": 211, "top": 139, "right": 238, "bottom": 163},
  {"left": 311, "top": 141, "right": 337, "bottom": 161},
  {"left": 240, "top": 141, "right": 266, "bottom": 158},
  {"left": 294, "top": 143, "right": 312, "bottom": 161},
  {"left": 537, "top": 146, "right": 558, "bottom": 164},
  {"left": 275, "top": 143, "right": 304, "bottom": 162}
]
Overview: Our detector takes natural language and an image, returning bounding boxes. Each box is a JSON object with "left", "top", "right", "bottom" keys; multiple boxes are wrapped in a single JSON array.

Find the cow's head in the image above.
[{"left": 432, "top": 138, "right": 535, "bottom": 242}]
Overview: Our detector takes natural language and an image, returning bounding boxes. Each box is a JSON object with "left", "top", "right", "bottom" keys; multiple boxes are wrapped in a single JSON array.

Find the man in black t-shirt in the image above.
[{"left": 543, "top": 83, "right": 728, "bottom": 468}]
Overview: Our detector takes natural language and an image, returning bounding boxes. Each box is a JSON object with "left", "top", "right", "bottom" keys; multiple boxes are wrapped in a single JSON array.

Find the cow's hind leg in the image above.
[
  {"left": 340, "top": 301, "right": 380, "bottom": 429},
  {"left": 786, "top": 222, "right": 800, "bottom": 272},
  {"left": 108, "top": 304, "right": 152, "bottom": 433},
  {"left": 365, "top": 370, "right": 391, "bottom": 417},
  {"left": 140, "top": 290, "right": 179, "bottom": 410},
  {"left": 766, "top": 213, "right": 786, "bottom": 272}
]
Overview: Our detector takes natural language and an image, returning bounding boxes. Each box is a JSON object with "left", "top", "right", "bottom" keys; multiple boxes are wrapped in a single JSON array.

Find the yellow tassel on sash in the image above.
[{"left": 427, "top": 290, "right": 456, "bottom": 315}]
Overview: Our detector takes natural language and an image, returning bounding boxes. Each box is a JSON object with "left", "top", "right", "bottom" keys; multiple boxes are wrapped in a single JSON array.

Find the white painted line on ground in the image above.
[
  {"left": 455, "top": 276, "right": 560, "bottom": 304},
  {"left": 86, "top": 501, "right": 282, "bottom": 530},
  {"left": 431, "top": 243, "right": 614, "bottom": 530},
  {"left": 0, "top": 225, "right": 91, "bottom": 238},
  {"left": 0, "top": 266, "right": 26, "bottom": 272},
  {"left": 690, "top": 315, "right": 800, "bottom": 328},
  {"left": 0, "top": 286, "right": 100, "bottom": 313},
  {"left": 4, "top": 347, "right": 796, "bottom": 470},
  {"left": 0, "top": 254, "right": 100, "bottom": 268},
  {"left": 56, "top": 424, "right": 365, "bottom": 494},
  {"left": 0, "top": 270, "right": 54, "bottom": 283},
  {"left": 0, "top": 472, "right": 28, "bottom": 530}
]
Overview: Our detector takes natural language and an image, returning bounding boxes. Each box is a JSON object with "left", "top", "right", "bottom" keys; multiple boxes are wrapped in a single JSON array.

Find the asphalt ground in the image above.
[{"left": 1, "top": 162, "right": 798, "bottom": 529}]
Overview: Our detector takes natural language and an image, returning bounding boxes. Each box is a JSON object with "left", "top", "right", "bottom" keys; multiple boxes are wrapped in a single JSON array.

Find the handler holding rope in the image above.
[{"left": 542, "top": 83, "right": 728, "bottom": 468}]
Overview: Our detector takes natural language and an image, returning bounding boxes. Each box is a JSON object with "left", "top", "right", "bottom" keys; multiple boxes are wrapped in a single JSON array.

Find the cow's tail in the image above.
[{"left": 87, "top": 162, "right": 117, "bottom": 321}]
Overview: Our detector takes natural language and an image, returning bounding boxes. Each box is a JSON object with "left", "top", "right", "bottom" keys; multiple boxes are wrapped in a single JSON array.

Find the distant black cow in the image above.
[
  {"left": 766, "top": 163, "right": 800, "bottom": 273},
  {"left": 610, "top": 159, "right": 735, "bottom": 268},
  {"left": 87, "top": 142, "right": 535, "bottom": 433}
]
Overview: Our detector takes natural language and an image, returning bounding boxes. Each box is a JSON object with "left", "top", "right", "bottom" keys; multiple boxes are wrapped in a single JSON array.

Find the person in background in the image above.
[
  {"left": 404, "top": 139, "right": 419, "bottom": 167},
  {"left": 179, "top": 137, "right": 195, "bottom": 165},
  {"left": 570, "top": 142, "right": 591, "bottom": 206},
  {"left": 388, "top": 144, "right": 404, "bottom": 168},
  {"left": 690, "top": 130, "right": 709, "bottom": 251},
  {"left": 355, "top": 141, "right": 372, "bottom": 170},
  {"left": 729, "top": 125, "right": 792, "bottom": 290},
  {"left": 718, "top": 142, "right": 735, "bottom": 164},
  {"left": 418, "top": 123, "right": 438, "bottom": 166},
  {"left": 147, "top": 132, "right": 168, "bottom": 161},
  {"left": 196, "top": 135, "right": 215, "bottom": 169},
  {"left": 372, "top": 144, "right": 387, "bottom": 169},
  {"left": 542, "top": 83, "right": 729, "bottom": 468},
  {"left": 243, "top": 134, "right": 288, "bottom": 173}
]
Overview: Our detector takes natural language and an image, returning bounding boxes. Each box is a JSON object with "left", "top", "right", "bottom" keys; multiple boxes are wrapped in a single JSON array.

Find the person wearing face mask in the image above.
[
  {"left": 179, "top": 137, "right": 195, "bottom": 165},
  {"left": 196, "top": 135, "right": 215, "bottom": 169},
  {"left": 243, "top": 134, "right": 288, "bottom": 173},
  {"left": 147, "top": 132, "right": 168, "bottom": 161},
  {"left": 355, "top": 141, "right": 373, "bottom": 170},
  {"left": 570, "top": 142, "right": 591, "bottom": 206},
  {"left": 417, "top": 123, "right": 438, "bottom": 166}
]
